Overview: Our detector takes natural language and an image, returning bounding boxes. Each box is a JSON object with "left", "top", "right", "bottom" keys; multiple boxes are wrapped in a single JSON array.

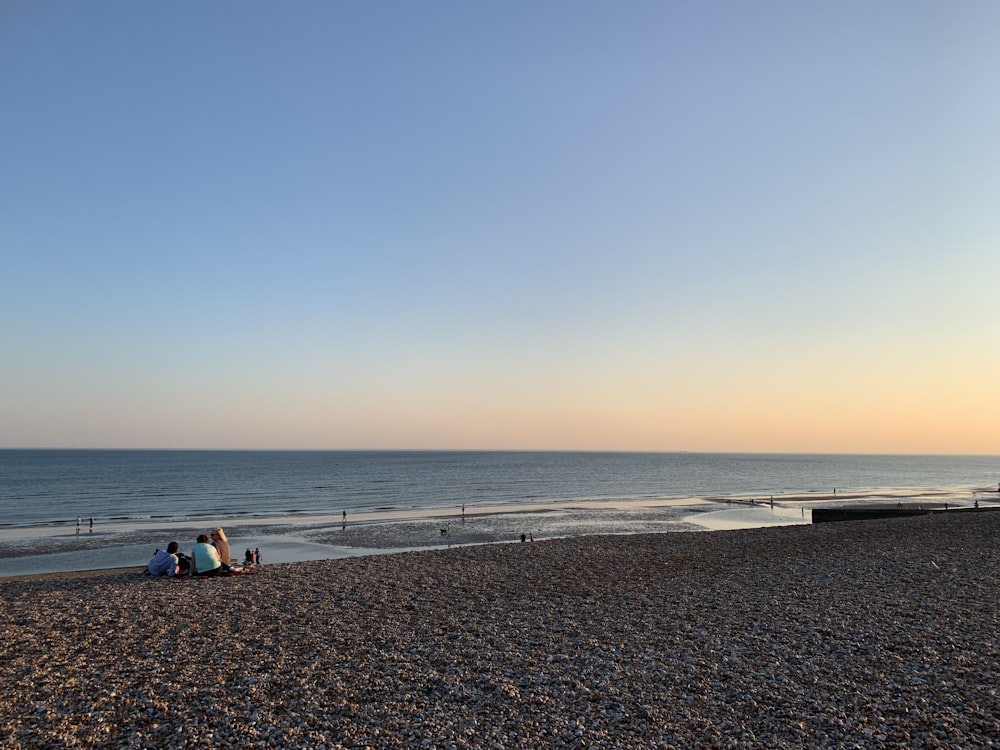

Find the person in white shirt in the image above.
[{"left": 148, "top": 542, "right": 181, "bottom": 577}]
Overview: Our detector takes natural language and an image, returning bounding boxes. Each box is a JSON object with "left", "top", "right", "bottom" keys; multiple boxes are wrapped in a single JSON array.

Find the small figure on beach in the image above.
[
  {"left": 342, "top": 510, "right": 347, "bottom": 523},
  {"left": 245, "top": 548, "right": 253, "bottom": 565},
  {"left": 255, "top": 547, "right": 262, "bottom": 565},
  {"left": 76, "top": 516, "right": 81, "bottom": 535},
  {"left": 440, "top": 524, "right": 450, "bottom": 536},
  {"left": 148, "top": 542, "right": 181, "bottom": 577},
  {"left": 975, "top": 499, "right": 980, "bottom": 509},
  {"left": 192, "top": 534, "right": 225, "bottom": 577},
  {"left": 520, "top": 533, "right": 526, "bottom": 543},
  {"left": 89, "top": 516, "right": 94, "bottom": 533}
]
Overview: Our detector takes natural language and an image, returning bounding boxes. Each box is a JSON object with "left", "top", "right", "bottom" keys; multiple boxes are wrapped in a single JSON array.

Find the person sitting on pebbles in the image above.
[
  {"left": 210, "top": 528, "right": 232, "bottom": 568},
  {"left": 192, "top": 534, "right": 226, "bottom": 577},
  {"left": 147, "top": 541, "right": 181, "bottom": 577}
]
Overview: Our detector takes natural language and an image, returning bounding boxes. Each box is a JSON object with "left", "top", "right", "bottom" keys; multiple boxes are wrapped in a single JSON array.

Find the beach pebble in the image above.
[{"left": 2, "top": 513, "right": 1000, "bottom": 748}]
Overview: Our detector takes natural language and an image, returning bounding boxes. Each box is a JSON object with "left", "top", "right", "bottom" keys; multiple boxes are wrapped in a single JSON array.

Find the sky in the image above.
[{"left": 1, "top": 1, "right": 998, "bottom": 453}]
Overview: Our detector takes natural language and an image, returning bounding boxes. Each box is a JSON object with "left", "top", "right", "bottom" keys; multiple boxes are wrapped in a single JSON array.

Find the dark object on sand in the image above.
[{"left": 813, "top": 505, "right": 1000, "bottom": 524}]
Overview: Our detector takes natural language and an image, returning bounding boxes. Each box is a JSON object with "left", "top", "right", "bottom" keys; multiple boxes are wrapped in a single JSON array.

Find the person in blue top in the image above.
[
  {"left": 192, "top": 534, "right": 225, "bottom": 576},
  {"left": 148, "top": 542, "right": 181, "bottom": 577}
]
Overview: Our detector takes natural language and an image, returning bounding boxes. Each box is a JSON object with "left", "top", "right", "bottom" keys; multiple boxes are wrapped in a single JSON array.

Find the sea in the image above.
[{"left": 1, "top": 450, "right": 998, "bottom": 576}]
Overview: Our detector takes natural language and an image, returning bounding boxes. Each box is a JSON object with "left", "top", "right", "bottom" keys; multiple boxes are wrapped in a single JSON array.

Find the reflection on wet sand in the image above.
[{"left": 1, "top": 489, "right": 994, "bottom": 578}]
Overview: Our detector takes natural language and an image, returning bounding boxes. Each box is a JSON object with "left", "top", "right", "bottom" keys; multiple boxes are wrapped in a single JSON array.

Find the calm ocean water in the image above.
[{"left": 1, "top": 450, "right": 998, "bottom": 529}]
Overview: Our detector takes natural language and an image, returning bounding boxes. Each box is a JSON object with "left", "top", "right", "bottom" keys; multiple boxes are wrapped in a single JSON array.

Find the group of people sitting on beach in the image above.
[{"left": 147, "top": 528, "right": 257, "bottom": 578}]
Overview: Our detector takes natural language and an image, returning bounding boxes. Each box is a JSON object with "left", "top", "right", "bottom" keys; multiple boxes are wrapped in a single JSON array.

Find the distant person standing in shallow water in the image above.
[{"left": 89, "top": 516, "right": 94, "bottom": 533}]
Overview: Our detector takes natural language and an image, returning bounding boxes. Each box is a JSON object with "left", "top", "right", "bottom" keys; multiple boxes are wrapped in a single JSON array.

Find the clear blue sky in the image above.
[{"left": 2, "top": 1, "right": 998, "bottom": 452}]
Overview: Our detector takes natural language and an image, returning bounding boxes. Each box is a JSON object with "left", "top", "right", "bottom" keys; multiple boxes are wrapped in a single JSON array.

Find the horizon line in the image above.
[{"left": 2, "top": 447, "right": 998, "bottom": 458}]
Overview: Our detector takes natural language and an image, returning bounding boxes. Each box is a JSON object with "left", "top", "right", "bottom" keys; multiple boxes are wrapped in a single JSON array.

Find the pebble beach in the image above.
[{"left": 2, "top": 512, "right": 999, "bottom": 749}]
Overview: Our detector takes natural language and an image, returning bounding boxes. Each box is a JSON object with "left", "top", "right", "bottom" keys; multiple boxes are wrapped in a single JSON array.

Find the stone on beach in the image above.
[{"left": 1, "top": 513, "right": 999, "bottom": 748}]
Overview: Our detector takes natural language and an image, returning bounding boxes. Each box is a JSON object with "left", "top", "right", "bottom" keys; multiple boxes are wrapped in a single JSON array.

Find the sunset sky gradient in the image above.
[{"left": 2, "top": 1, "right": 998, "bottom": 452}]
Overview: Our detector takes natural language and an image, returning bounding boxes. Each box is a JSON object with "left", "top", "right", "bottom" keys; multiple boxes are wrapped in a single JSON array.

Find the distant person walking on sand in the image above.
[{"left": 76, "top": 517, "right": 81, "bottom": 535}]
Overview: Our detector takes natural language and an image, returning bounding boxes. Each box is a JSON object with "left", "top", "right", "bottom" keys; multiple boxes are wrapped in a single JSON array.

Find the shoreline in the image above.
[
  {"left": 3, "top": 513, "right": 999, "bottom": 748},
  {"left": 2, "top": 489, "right": 996, "bottom": 578},
  {"left": 0, "top": 497, "right": 736, "bottom": 577},
  {"left": 6, "top": 496, "right": 998, "bottom": 584}
]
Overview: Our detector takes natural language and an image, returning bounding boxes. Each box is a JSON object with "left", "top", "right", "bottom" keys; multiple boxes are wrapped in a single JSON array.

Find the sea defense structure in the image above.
[{"left": 812, "top": 505, "right": 998, "bottom": 523}]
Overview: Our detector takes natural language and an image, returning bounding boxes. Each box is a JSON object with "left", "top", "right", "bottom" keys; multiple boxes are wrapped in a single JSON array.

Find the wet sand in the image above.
[
  {"left": 0, "top": 502, "right": 722, "bottom": 577},
  {"left": 4, "top": 491, "right": 991, "bottom": 579},
  {"left": 2, "top": 511, "right": 999, "bottom": 748}
]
